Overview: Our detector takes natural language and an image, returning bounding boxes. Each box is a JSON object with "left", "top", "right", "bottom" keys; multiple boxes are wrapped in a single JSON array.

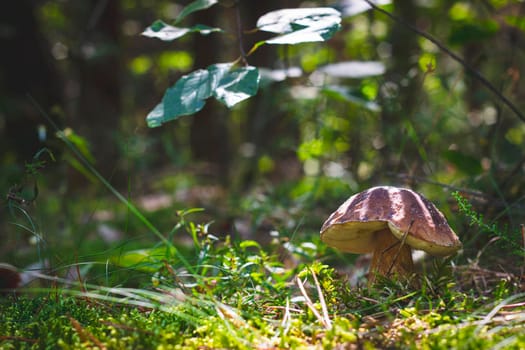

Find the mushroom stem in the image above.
[{"left": 368, "top": 229, "right": 414, "bottom": 285}]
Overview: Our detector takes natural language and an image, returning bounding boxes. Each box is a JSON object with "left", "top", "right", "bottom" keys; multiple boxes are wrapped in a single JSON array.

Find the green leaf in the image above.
[
  {"left": 58, "top": 128, "right": 95, "bottom": 164},
  {"left": 239, "top": 240, "right": 262, "bottom": 251},
  {"left": 318, "top": 61, "right": 385, "bottom": 78},
  {"left": 339, "top": 0, "right": 392, "bottom": 17},
  {"left": 322, "top": 85, "right": 380, "bottom": 112},
  {"left": 145, "top": 103, "right": 166, "bottom": 128},
  {"left": 110, "top": 246, "right": 178, "bottom": 273},
  {"left": 448, "top": 20, "right": 499, "bottom": 46},
  {"left": 442, "top": 149, "right": 483, "bottom": 176},
  {"left": 190, "top": 23, "right": 222, "bottom": 35},
  {"left": 142, "top": 20, "right": 221, "bottom": 41},
  {"left": 212, "top": 65, "right": 260, "bottom": 107},
  {"left": 257, "top": 7, "right": 341, "bottom": 45},
  {"left": 175, "top": 0, "right": 218, "bottom": 24},
  {"left": 147, "top": 67, "right": 212, "bottom": 127},
  {"left": 505, "top": 15, "right": 525, "bottom": 32},
  {"left": 258, "top": 67, "right": 302, "bottom": 87},
  {"left": 146, "top": 63, "right": 260, "bottom": 127},
  {"left": 297, "top": 138, "right": 325, "bottom": 161}
]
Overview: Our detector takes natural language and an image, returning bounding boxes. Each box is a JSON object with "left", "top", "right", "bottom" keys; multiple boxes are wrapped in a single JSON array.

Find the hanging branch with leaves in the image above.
[{"left": 141, "top": 0, "right": 342, "bottom": 127}]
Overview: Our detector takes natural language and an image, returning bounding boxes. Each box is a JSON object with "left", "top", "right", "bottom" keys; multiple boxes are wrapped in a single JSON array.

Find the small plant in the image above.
[
  {"left": 453, "top": 191, "right": 525, "bottom": 258},
  {"left": 6, "top": 148, "right": 54, "bottom": 209}
]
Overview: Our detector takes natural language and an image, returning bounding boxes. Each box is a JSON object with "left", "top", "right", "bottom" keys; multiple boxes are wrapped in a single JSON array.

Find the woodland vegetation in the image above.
[{"left": 1, "top": 0, "right": 525, "bottom": 348}]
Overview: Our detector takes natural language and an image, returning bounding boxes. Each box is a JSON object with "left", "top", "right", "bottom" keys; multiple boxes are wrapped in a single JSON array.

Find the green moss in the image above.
[{"left": 2, "top": 206, "right": 523, "bottom": 349}]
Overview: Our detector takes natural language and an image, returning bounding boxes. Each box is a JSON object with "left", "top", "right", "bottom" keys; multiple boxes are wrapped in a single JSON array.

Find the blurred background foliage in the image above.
[{"left": 1, "top": 0, "right": 525, "bottom": 280}]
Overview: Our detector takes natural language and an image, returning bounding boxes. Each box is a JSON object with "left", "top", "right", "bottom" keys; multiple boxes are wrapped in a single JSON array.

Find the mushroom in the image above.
[{"left": 320, "top": 186, "right": 462, "bottom": 285}]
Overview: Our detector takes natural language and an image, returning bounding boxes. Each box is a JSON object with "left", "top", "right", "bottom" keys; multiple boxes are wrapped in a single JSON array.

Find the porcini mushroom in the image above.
[{"left": 320, "top": 186, "right": 461, "bottom": 284}]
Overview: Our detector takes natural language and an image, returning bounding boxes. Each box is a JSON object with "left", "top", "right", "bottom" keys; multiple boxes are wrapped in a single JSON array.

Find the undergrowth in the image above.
[
  {"left": 2, "top": 211, "right": 524, "bottom": 349},
  {"left": 453, "top": 191, "right": 525, "bottom": 259},
  {"left": 2, "top": 146, "right": 525, "bottom": 348}
]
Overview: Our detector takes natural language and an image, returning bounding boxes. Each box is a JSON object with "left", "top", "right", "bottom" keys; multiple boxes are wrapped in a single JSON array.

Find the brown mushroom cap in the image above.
[{"left": 320, "top": 186, "right": 462, "bottom": 256}]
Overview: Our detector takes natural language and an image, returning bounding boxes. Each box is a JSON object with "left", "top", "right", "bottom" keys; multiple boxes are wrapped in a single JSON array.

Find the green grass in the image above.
[{"left": 2, "top": 218, "right": 524, "bottom": 349}]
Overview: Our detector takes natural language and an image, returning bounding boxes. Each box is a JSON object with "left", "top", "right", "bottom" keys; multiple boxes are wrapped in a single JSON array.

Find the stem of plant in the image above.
[
  {"left": 28, "top": 95, "right": 196, "bottom": 275},
  {"left": 235, "top": 0, "right": 247, "bottom": 64}
]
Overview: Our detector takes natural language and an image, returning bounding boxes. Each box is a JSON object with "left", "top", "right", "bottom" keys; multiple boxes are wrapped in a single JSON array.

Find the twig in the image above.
[
  {"left": 501, "top": 301, "right": 525, "bottom": 309},
  {"left": 389, "top": 173, "right": 489, "bottom": 198},
  {"left": 0, "top": 336, "right": 38, "bottom": 344},
  {"left": 386, "top": 220, "right": 413, "bottom": 277},
  {"left": 475, "top": 293, "right": 525, "bottom": 333},
  {"left": 310, "top": 268, "right": 332, "bottom": 330},
  {"left": 69, "top": 316, "right": 107, "bottom": 350},
  {"left": 296, "top": 276, "right": 331, "bottom": 329},
  {"left": 521, "top": 224, "right": 525, "bottom": 267},
  {"left": 361, "top": 0, "right": 525, "bottom": 124},
  {"left": 235, "top": 0, "right": 247, "bottom": 64},
  {"left": 424, "top": 311, "right": 525, "bottom": 335},
  {"left": 279, "top": 298, "right": 292, "bottom": 339}
]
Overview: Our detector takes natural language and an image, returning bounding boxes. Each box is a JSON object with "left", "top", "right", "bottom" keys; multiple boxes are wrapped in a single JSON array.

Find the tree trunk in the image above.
[
  {"left": 379, "top": 0, "right": 420, "bottom": 177},
  {"left": 189, "top": 4, "right": 232, "bottom": 184},
  {"left": 0, "top": 0, "right": 63, "bottom": 163},
  {"left": 69, "top": 0, "right": 122, "bottom": 185}
]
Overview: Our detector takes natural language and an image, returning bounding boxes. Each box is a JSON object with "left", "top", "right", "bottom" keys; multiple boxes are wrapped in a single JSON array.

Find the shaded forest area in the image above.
[
  {"left": 1, "top": 0, "right": 525, "bottom": 321},
  {"left": 2, "top": 0, "right": 525, "bottom": 348}
]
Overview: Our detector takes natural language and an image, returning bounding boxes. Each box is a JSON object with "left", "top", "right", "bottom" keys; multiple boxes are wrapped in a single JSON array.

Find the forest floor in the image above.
[
  {"left": 2, "top": 235, "right": 524, "bottom": 348},
  {"left": 1, "top": 251, "right": 524, "bottom": 349},
  {"left": 1, "top": 174, "right": 525, "bottom": 349}
]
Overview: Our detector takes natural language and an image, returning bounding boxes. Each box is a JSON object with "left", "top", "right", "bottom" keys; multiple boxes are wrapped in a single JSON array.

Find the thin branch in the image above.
[
  {"left": 296, "top": 276, "right": 330, "bottom": 329},
  {"left": 389, "top": 172, "right": 493, "bottom": 200},
  {"left": 235, "top": 0, "right": 247, "bottom": 64},
  {"left": 362, "top": 0, "right": 525, "bottom": 124},
  {"left": 386, "top": 220, "right": 413, "bottom": 277},
  {"left": 521, "top": 224, "right": 525, "bottom": 268},
  {"left": 310, "top": 268, "right": 332, "bottom": 330},
  {"left": 87, "top": 0, "right": 109, "bottom": 30}
]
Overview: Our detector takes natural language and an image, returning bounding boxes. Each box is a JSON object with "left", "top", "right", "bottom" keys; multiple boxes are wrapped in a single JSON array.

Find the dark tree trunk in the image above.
[
  {"left": 379, "top": 0, "right": 420, "bottom": 179},
  {"left": 69, "top": 0, "right": 122, "bottom": 183},
  {"left": 235, "top": 0, "right": 302, "bottom": 189},
  {"left": 0, "top": 0, "right": 63, "bottom": 163},
  {"left": 188, "top": 1, "right": 302, "bottom": 185},
  {"left": 189, "top": 4, "right": 232, "bottom": 183}
]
